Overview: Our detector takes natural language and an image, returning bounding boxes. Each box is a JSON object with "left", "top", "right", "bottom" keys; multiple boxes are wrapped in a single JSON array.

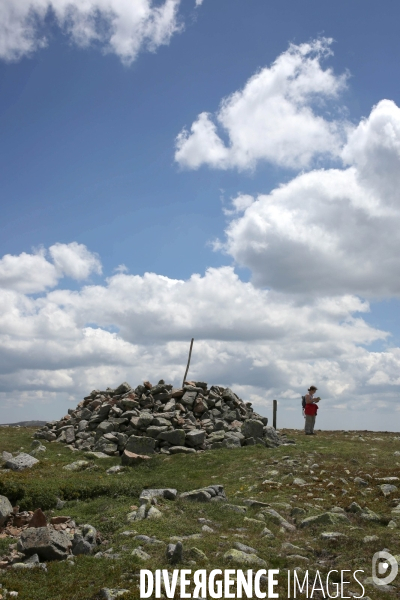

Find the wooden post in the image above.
[
  {"left": 273, "top": 399, "right": 277, "bottom": 429},
  {"left": 182, "top": 338, "right": 194, "bottom": 388}
]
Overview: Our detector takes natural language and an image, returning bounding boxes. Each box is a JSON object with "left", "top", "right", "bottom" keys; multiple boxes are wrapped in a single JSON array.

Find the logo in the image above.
[{"left": 372, "top": 551, "right": 398, "bottom": 586}]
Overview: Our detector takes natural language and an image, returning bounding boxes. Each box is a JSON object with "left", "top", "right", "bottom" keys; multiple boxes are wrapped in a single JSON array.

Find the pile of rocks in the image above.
[
  {"left": 0, "top": 496, "right": 103, "bottom": 570},
  {"left": 34, "top": 380, "right": 292, "bottom": 459}
]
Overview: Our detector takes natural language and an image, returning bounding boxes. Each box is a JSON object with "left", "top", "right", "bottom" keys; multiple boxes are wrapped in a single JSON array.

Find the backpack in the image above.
[{"left": 301, "top": 395, "right": 306, "bottom": 413}]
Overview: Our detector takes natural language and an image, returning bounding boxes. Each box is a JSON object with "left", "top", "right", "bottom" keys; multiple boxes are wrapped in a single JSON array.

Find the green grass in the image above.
[{"left": 0, "top": 426, "right": 399, "bottom": 599}]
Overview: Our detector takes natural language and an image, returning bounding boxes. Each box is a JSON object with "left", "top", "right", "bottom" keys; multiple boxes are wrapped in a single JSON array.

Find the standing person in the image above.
[{"left": 304, "top": 386, "right": 320, "bottom": 435}]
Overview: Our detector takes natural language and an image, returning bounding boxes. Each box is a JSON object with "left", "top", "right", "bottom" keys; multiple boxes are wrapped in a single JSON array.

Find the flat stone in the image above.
[
  {"left": 18, "top": 527, "right": 71, "bottom": 561},
  {"left": 6, "top": 453, "right": 39, "bottom": 471},
  {"left": 84, "top": 452, "right": 110, "bottom": 459},
  {"left": 169, "top": 446, "right": 196, "bottom": 454},
  {"left": 321, "top": 532, "right": 347, "bottom": 540}
]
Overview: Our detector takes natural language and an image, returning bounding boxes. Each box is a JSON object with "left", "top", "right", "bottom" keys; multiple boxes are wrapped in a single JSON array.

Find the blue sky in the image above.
[{"left": 1, "top": 0, "right": 400, "bottom": 430}]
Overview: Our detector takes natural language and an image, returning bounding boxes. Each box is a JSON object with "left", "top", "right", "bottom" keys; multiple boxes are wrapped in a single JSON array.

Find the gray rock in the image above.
[
  {"left": 140, "top": 488, "right": 177, "bottom": 501},
  {"left": 348, "top": 501, "right": 362, "bottom": 513},
  {"left": 63, "top": 460, "right": 89, "bottom": 471},
  {"left": 135, "top": 535, "right": 163, "bottom": 545},
  {"left": 0, "top": 495, "right": 13, "bottom": 526},
  {"left": 224, "top": 548, "right": 266, "bottom": 567},
  {"left": 181, "top": 391, "right": 197, "bottom": 408},
  {"left": 6, "top": 453, "right": 39, "bottom": 471},
  {"left": 185, "top": 430, "right": 206, "bottom": 447},
  {"left": 320, "top": 532, "right": 347, "bottom": 540},
  {"left": 166, "top": 541, "right": 183, "bottom": 564},
  {"left": 222, "top": 436, "right": 241, "bottom": 448},
  {"left": 93, "top": 439, "right": 118, "bottom": 455},
  {"left": 18, "top": 527, "right": 71, "bottom": 561},
  {"left": 125, "top": 436, "right": 156, "bottom": 455},
  {"left": 85, "top": 451, "right": 110, "bottom": 459},
  {"left": 146, "top": 425, "right": 169, "bottom": 438},
  {"left": 106, "top": 465, "right": 125, "bottom": 474},
  {"left": 180, "top": 490, "right": 212, "bottom": 502},
  {"left": 131, "top": 548, "right": 151, "bottom": 561},
  {"left": 300, "top": 512, "right": 349, "bottom": 528},
  {"left": 2, "top": 450, "right": 13, "bottom": 462},
  {"left": 261, "top": 508, "right": 296, "bottom": 531},
  {"left": 137, "top": 413, "right": 154, "bottom": 428},
  {"left": 233, "top": 541, "right": 258, "bottom": 554},
  {"left": 360, "top": 507, "right": 382, "bottom": 523},
  {"left": 169, "top": 446, "right": 196, "bottom": 454},
  {"left": 64, "top": 427, "right": 75, "bottom": 444},
  {"left": 380, "top": 484, "right": 398, "bottom": 496},
  {"left": 72, "top": 537, "right": 93, "bottom": 555},
  {"left": 158, "top": 429, "right": 186, "bottom": 446},
  {"left": 263, "top": 426, "right": 281, "bottom": 445},
  {"left": 96, "top": 421, "right": 115, "bottom": 436},
  {"left": 147, "top": 506, "right": 163, "bottom": 520},
  {"left": 260, "top": 527, "right": 275, "bottom": 539},
  {"left": 241, "top": 419, "right": 264, "bottom": 439}
]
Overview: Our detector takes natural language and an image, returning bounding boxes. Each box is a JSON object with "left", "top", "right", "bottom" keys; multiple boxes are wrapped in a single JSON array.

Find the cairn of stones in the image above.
[{"left": 35, "top": 380, "right": 289, "bottom": 459}]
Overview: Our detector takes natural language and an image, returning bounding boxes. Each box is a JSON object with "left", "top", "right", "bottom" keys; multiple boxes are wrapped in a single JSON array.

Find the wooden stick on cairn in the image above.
[{"left": 182, "top": 338, "right": 194, "bottom": 387}]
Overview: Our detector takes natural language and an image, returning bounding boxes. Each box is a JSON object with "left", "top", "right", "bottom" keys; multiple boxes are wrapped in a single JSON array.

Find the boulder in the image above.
[
  {"left": 6, "top": 453, "right": 39, "bottom": 471},
  {"left": 241, "top": 419, "right": 264, "bottom": 439},
  {"left": 18, "top": 527, "right": 71, "bottom": 560}
]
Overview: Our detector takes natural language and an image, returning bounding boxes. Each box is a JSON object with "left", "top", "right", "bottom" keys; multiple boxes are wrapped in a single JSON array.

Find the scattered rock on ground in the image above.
[{"left": 5, "top": 453, "right": 39, "bottom": 471}]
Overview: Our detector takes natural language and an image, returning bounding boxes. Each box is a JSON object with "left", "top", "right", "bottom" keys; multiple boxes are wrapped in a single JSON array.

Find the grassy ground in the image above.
[{"left": 0, "top": 426, "right": 399, "bottom": 599}]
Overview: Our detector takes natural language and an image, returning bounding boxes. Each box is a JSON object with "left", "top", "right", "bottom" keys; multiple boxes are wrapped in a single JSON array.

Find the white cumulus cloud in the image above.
[
  {"left": 0, "top": 243, "right": 102, "bottom": 293},
  {"left": 0, "top": 0, "right": 183, "bottom": 63},
  {"left": 218, "top": 99, "right": 400, "bottom": 298},
  {"left": 175, "top": 38, "right": 349, "bottom": 171},
  {"left": 49, "top": 242, "right": 102, "bottom": 280}
]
